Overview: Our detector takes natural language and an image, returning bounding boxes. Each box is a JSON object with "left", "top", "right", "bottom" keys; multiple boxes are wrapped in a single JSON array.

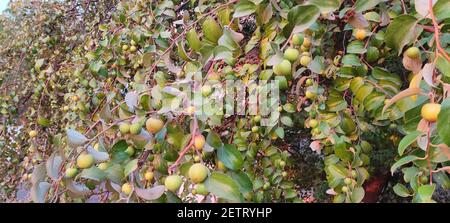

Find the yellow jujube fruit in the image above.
[
  {"left": 188, "top": 163, "right": 209, "bottom": 183},
  {"left": 194, "top": 135, "right": 206, "bottom": 150},
  {"left": 421, "top": 103, "right": 441, "bottom": 122},
  {"left": 146, "top": 118, "right": 164, "bottom": 134},
  {"left": 355, "top": 29, "right": 367, "bottom": 40},
  {"left": 165, "top": 175, "right": 183, "bottom": 192},
  {"left": 121, "top": 183, "right": 132, "bottom": 195},
  {"left": 29, "top": 130, "right": 38, "bottom": 138},
  {"left": 76, "top": 153, "right": 95, "bottom": 169}
]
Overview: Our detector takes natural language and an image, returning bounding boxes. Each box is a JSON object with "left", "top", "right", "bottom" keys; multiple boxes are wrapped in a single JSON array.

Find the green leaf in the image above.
[
  {"left": 206, "top": 130, "right": 223, "bottom": 149},
  {"left": 283, "top": 5, "right": 320, "bottom": 37},
  {"left": 354, "top": 0, "right": 381, "bottom": 12},
  {"left": 417, "top": 184, "right": 436, "bottom": 202},
  {"left": 434, "top": 0, "right": 450, "bottom": 20},
  {"left": 390, "top": 155, "right": 421, "bottom": 174},
  {"left": 67, "top": 129, "right": 88, "bottom": 148},
  {"left": 217, "top": 144, "right": 244, "bottom": 170},
  {"left": 218, "top": 27, "right": 244, "bottom": 51},
  {"left": 280, "top": 116, "right": 293, "bottom": 127},
  {"left": 204, "top": 172, "right": 242, "bottom": 202},
  {"left": 398, "top": 131, "right": 424, "bottom": 156},
  {"left": 309, "top": 0, "right": 342, "bottom": 13},
  {"left": 335, "top": 137, "right": 353, "bottom": 162},
  {"left": 436, "top": 55, "right": 450, "bottom": 77},
  {"left": 124, "top": 159, "right": 138, "bottom": 177},
  {"left": 350, "top": 186, "right": 365, "bottom": 203},
  {"left": 233, "top": 0, "right": 256, "bottom": 18},
  {"left": 230, "top": 171, "right": 253, "bottom": 194},
  {"left": 393, "top": 183, "right": 411, "bottom": 197},
  {"left": 437, "top": 98, "right": 450, "bottom": 146},
  {"left": 385, "top": 15, "right": 420, "bottom": 54},
  {"left": 31, "top": 181, "right": 51, "bottom": 203},
  {"left": 347, "top": 41, "right": 367, "bottom": 54},
  {"left": 80, "top": 167, "right": 107, "bottom": 181}
]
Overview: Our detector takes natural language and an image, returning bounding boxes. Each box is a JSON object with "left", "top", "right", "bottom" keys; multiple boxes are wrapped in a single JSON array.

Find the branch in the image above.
[{"left": 429, "top": 0, "right": 450, "bottom": 63}]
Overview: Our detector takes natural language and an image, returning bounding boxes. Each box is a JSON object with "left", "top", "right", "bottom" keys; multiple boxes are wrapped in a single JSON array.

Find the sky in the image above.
[{"left": 0, "top": 0, "right": 9, "bottom": 12}]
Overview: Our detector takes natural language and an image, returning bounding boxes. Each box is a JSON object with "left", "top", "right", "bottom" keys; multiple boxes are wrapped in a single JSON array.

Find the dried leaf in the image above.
[
  {"left": 383, "top": 88, "right": 422, "bottom": 114},
  {"left": 46, "top": 152, "right": 63, "bottom": 180},
  {"left": 348, "top": 12, "right": 369, "bottom": 28},
  {"left": 420, "top": 63, "right": 435, "bottom": 87},
  {"left": 134, "top": 185, "right": 165, "bottom": 200}
]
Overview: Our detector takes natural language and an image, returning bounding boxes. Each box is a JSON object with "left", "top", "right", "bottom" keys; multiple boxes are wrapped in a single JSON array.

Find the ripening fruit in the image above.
[
  {"left": 355, "top": 29, "right": 367, "bottom": 40},
  {"left": 144, "top": 171, "right": 154, "bottom": 181},
  {"left": 201, "top": 85, "right": 212, "bottom": 97},
  {"left": 405, "top": 47, "right": 420, "bottom": 59},
  {"left": 29, "top": 130, "right": 38, "bottom": 138},
  {"left": 119, "top": 123, "right": 130, "bottom": 134},
  {"left": 98, "top": 163, "right": 108, "bottom": 170},
  {"left": 263, "top": 182, "right": 270, "bottom": 190},
  {"left": 351, "top": 170, "right": 357, "bottom": 177},
  {"left": 165, "top": 175, "right": 183, "bottom": 192},
  {"left": 309, "top": 119, "right": 318, "bottom": 128},
  {"left": 188, "top": 163, "right": 209, "bottom": 183},
  {"left": 279, "top": 161, "right": 286, "bottom": 168},
  {"left": 344, "top": 178, "right": 352, "bottom": 185},
  {"left": 251, "top": 126, "right": 259, "bottom": 133},
  {"left": 125, "top": 146, "right": 135, "bottom": 156},
  {"left": 419, "top": 175, "right": 429, "bottom": 184},
  {"left": 305, "top": 78, "right": 313, "bottom": 86},
  {"left": 253, "top": 115, "right": 261, "bottom": 123},
  {"left": 273, "top": 60, "right": 292, "bottom": 76},
  {"left": 63, "top": 106, "right": 70, "bottom": 112},
  {"left": 421, "top": 103, "right": 441, "bottom": 122},
  {"left": 292, "top": 33, "right": 304, "bottom": 46},
  {"left": 194, "top": 155, "right": 201, "bottom": 163},
  {"left": 284, "top": 48, "right": 299, "bottom": 62},
  {"left": 302, "top": 37, "right": 311, "bottom": 48},
  {"left": 195, "top": 183, "right": 208, "bottom": 195},
  {"left": 72, "top": 95, "right": 79, "bottom": 102},
  {"left": 129, "top": 45, "right": 137, "bottom": 52},
  {"left": 186, "top": 106, "right": 196, "bottom": 115},
  {"left": 300, "top": 55, "right": 312, "bottom": 66},
  {"left": 278, "top": 106, "right": 283, "bottom": 112},
  {"left": 65, "top": 167, "right": 78, "bottom": 178},
  {"left": 122, "top": 45, "right": 129, "bottom": 51},
  {"left": 305, "top": 90, "right": 316, "bottom": 99},
  {"left": 129, "top": 123, "right": 142, "bottom": 135},
  {"left": 130, "top": 40, "right": 137, "bottom": 46},
  {"left": 282, "top": 171, "right": 288, "bottom": 177},
  {"left": 194, "top": 135, "right": 206, "bottom": 150},
  {"left": 77, "top": 153, "right": 95, "bottom": 169},
  {"left": 121, "top": 183, "right": 132, "bottom": 195},
  {"left": 146, "top": 118, "right": 164, "bottom": 134},
  {"left": 216, "top": 160, "right": 227, "bottom": 171}
]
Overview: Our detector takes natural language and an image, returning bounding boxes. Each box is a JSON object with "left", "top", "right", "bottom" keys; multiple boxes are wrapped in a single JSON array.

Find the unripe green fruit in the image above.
[
  {"left": 129, "top": 123, "right": 142, "bottom": 135},
  {"left": 65, "top": 167, "right": 78, "bottom": 178},
  {"left": 344, "top": 178, "right": 352, "bottom": 185},
  {"left": 305, "top": 78, "right": 313, "bottom": 86},
  {"left": 366, "top": 46, "right": 380, "bottom": 63},
  {"left": 194, "top": 155, "right": 201, "bottom": 163},
  {"left": 253, "top": 115, "right": 261, "bottom": 123},
  {"left": 201, "top": 85, "right": 212, "bottom": 97},
  {"left": 98, "top": 163, "right": 108, "bottom": 170},
  {"left": 122, "top": 45, "right": 129, "bottom": 51},
  {"left": 282, "top": 171, "right": 288, "bottom": 177},
  {"left": 119, "top": 123, "right": 130, "bottom": 134},
  {"left": 130, "top": 45, "right": 137, "bottom": 52},
  {"left": 341, "top": 186, "right": 349, "bottom": 193},
  {"left": 300, "top": 55, "right": 312, "bottom": 66},
  {"left": 273, "top": 60, "right": 291, "bottom": 76},
  {"left": 419, "top": 175, "right": 429, "bottom": 184},
  {"left": 125, "top": 146, "right": 135, "bottom": 156},
  {"left": 195, "top": 183, "right": 208, "bottom": 195},
  {"left": 263, "top": 182, "right": 270, "bottom": 190},
  {"left": 292, "top": 33, "right": 304, "bottom": 46},
  {"left": 77, "top": 153, "right": 95, "bottom": 169},
  {"left": 131, "top": 40, "right": 137, "bottom": 46},
  {"left": 284, "top": 48, "right": 299, "bottom": 62},
  {"left": 251, "top": 126, "right": 259, "bottom": 133},
  {"left": 188, "top": 163, "right": 209, "bottom": 183},
  {"left": 351, "top": 170, "right": 357, "bottom": 177},
  {"left": 405, "top": 47, "right": 420, "bottom": 59},
  {"left": 305, "top": 90, "right": 316, "bottom": 99},
  {"left": 279, "top": 160, "right": 286, "bottom": 168},
  {"left": 165, "top": 175, "right": 183, "bottom": 192}
]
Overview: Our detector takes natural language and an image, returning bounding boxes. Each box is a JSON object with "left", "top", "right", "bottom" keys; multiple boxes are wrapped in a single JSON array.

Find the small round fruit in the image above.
[
  {"left": 279, "top": 160, "right": 286, "bottom": 168},
  {"left": 278, "top": 106, "right": 283, "bottom": 112},
  {"left": 98, "top": 163, "right": 108, "bottom": 170},
  {"left": 344, "top": 178, "right": 352, "bottom": 185},
  {"left": 65, "top": 167, "right": 78, "bottom": 178},
  {"left": 292, "top": 33, "right": 304, "bottom": 46},
  {"left": 305, "top": 78, "right": 313, "bottom": 86},
  {"left": 251, "top": 126, "right": 259, "bottom": 133},
  {"left": 72, "top": 95, "right": 79, "bottom": 102},
  {"left": 130, "top": 40, "right": 137, "bottom": 46},
  {"left": 122, "top": 45, "right": 129, "bottom": 51},
  {"left": 351, "top": 170, "right": 357, "bottom": 177},
  {"left": 194, "top": 135, "right": 205, "bottom": 150},
  {"left": 309, "top": 119, "right": 318, "bottom": 128},
  {"left": 366, "top": 46, "right": 380, "bottom": 63},
  {"left": 355, "top": 29, "right": 366, "bottom": 40},
  {"left": 129, "top": 123, "right": 142, "bottom": 135},
  {"left": 302, "top": 37, "right": 311, "bottom": 48},
  {"left": 312, "top": 128, "right": 321, "bottom": 135},
  {"left": 216, "top": 160, "right": 227, "bottom": 171},
  {"left": 263, "top": 182, "right": 270, "bottom": 190},
  {"left": 165, "top": 175, "right": 183, "bottom": 192},
  {"left": 341, "top": 186, "right": 349, "bottom": 193},
  {"left": 195, "top": 183, "right": 208, "bottom": 195},
  {"left": 188, "top": 163, "right": 209, "bottom": 183},
  {"left": 144, "top": 171, "right": 154, "bottom": 181},
  {"left": 194, "top": 155, "right": 201, "bottom": 163},
  {"left": 273, "top": 60, "right": 292, "bottom": 76},
  {"left": 29, "top": 130, "right": 38, "bottom": 138},
  {"left": 121, "top": 183, "right": 132, "bottom": 195},
  {"left": 77, "top": 153, "right": 95, "bottom": 169},
  {"left": 63, "top": 106, "right": 70, "bottom": 111},
  {"left": 146, "top": 118, "right": 164, "bottom": 134},
  {"left": 282, "top": 171, "right": 288, "bottom": 177},
  {"left": 201, "top": 85, "right": 212, "bottom": 97},
  {"left": 421, "top": 103, "right": 441, "bottom": 122},
  {"left": 119, "top": 123, "right": 130, "bottom": 134},
  {"left": 300, "top": 55, "right": 312, "bottom": 66},
  {"left": 419, "top": 175, "right": 429, "bottom": 184},
  {"left": 192, "top": 189, "right": 197, "bottom": 195},
  {"left": 284, "top": 48, "right": 300, "bottom": 62},
  {"left": 253, "top": 115, "right": 261, "bottom": 123},
  {"left": 405, "top": 47, "right": 420, "bottom": 59},
  {"left": 129, "top": 45, "right": 137, "bottom": 52},
  {"left": 305, "top": 90, "right": 316, "bottom": 99},
  {"left": 125, "top": 146, "right": 135, "bottom": 156}
]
